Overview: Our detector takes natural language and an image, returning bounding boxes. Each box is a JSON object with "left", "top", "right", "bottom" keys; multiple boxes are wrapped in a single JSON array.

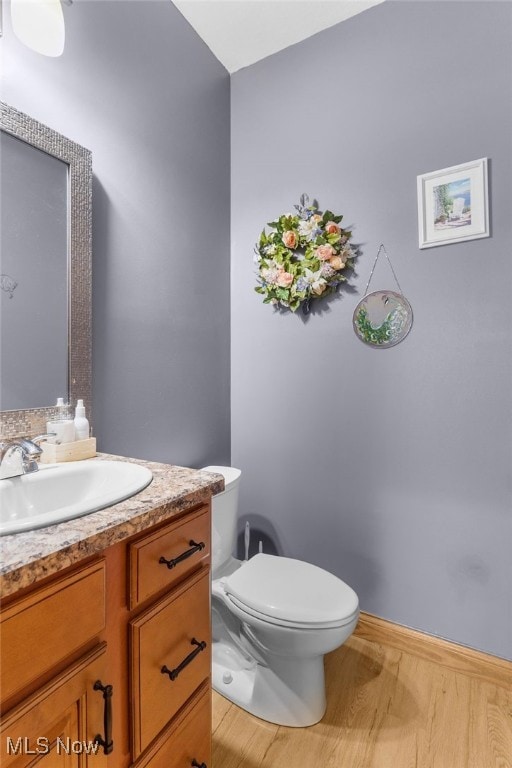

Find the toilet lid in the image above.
[{"left": 223, "top": 553, "right": 359, "bottom": 625}]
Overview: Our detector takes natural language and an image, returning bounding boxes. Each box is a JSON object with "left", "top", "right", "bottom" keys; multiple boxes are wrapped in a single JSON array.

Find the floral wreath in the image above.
[{"left": 254, "top": 194, "right": 356, "bottom": 314}]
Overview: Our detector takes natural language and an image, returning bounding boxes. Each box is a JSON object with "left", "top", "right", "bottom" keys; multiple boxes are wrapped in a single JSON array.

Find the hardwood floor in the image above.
[{"left": 212, "top": 625, "right": 512, "bottom": 768}]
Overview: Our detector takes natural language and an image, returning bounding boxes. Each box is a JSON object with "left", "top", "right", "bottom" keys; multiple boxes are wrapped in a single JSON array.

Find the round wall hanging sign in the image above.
[
  {"left": 353, "top": 243, "right": 413, "bottom": 348},
  {"left": 353, "top": 290, "right": 413, "bottom": 348}
]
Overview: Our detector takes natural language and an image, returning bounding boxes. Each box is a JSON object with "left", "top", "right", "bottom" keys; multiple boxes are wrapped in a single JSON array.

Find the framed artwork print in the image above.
[{"left": 417, "top": 158, "right": 489, "bottom": 249}]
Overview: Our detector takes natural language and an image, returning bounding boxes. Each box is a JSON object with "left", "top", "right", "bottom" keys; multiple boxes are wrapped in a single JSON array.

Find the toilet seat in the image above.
[
  {"left": 222, "top": 553, "right": 359, "bottom": 629},
  {"left": 225, "top": 593, "right": 359, "bottom": 629}
]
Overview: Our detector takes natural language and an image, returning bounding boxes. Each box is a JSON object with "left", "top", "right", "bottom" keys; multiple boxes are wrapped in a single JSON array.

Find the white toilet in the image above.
[{"left": 202, "top": 465, "right": 359, "bottom": 727}]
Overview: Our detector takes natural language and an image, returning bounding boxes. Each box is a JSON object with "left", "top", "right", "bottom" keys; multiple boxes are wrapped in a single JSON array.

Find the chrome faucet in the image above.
[{"left": 0, "top": 434, "right": 56, "bottom": 480}]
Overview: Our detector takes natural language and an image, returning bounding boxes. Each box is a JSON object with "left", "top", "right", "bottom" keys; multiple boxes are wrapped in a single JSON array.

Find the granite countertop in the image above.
[{"left": 0, "top": 453, "right": 224, "bottom": 598}]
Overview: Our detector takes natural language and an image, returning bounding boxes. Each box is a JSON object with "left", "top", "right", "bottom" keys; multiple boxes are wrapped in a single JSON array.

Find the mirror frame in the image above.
[{"left": 0, "top": 102, "right": 92, "bottom": 438}]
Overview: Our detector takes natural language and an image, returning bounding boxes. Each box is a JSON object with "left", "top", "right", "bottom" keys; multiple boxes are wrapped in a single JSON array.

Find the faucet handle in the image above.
[
  {"left": 17, "top": 438, "right": 44, "bottom": 456},
  {"left": 15, "top": 434, "right": 56, "bottom": 467},
  {"left": 31, "top": 433, "right": 57, "bottom": 447},
  {"left": 17, "top": 433, "right": 57, "bottom": 453}
]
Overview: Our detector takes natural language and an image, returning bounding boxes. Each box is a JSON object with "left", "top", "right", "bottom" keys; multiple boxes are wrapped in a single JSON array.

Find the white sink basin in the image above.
[{"left": 0, "top": 460, "right": 153, "bottom": 536}]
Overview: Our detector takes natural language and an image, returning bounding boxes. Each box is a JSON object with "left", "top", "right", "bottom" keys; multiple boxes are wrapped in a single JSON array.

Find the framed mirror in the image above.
[{"left": 0, "top": 102, "right": 92, "bottom": 438}]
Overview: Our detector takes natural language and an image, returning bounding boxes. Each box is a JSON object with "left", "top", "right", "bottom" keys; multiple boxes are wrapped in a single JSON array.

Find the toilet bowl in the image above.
[{"left": 202, "top": 465, "right": 359, "bottom": 727}]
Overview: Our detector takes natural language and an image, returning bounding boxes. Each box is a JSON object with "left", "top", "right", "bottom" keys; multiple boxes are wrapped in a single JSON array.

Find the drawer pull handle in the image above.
[
  {"left": 159, "top": 540, "right": 205, "bottom": 570},
  {"left": 93, "top": 680, "right": 114, "bottom": 755},
  {"left": 191, "top": 761, "right": 207, "bottom": 768},
  {"left": 161, "top": 638, "right": 207, "bottom": 681}
]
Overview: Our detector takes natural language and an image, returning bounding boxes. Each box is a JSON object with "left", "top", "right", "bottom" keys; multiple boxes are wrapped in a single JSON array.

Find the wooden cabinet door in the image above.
[{"left": 0, "top": 644, "right": 110, "bottom": 768}]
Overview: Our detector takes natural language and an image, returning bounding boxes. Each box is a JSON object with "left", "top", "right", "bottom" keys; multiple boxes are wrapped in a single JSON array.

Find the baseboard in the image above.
[{"left": 355, "top": 611, "right": 512, "bottom": 689}]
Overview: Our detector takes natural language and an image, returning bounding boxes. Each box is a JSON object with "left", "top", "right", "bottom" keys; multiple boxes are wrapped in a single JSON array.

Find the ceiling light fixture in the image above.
[{"left": 10, "top": 0, "right": 71, "bottom": 57}]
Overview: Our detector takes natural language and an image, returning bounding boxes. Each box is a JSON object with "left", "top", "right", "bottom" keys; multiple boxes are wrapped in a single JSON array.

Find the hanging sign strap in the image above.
[{"left": 363, "top": 243, "right": 405, "bottom": 297}]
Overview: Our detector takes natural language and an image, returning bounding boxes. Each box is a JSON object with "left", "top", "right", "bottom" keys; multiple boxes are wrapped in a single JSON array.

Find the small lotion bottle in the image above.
[{"left": 74, "top": 399, "right": 90, "bottom": 440}]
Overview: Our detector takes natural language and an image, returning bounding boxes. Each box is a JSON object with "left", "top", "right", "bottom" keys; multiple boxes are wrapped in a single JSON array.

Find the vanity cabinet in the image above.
[{"left": 0, "top": 501, "right": 212, "bottom": 768}]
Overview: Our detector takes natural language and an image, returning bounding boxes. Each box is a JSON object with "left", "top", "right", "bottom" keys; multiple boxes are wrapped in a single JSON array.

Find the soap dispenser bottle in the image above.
[{"left": 74, "top": 399, "right": 90, "bottom": 440}]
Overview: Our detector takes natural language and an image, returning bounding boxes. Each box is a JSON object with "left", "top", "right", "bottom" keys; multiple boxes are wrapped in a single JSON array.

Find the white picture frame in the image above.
[{"left": 417, "top": 158, "right": 489, "bottom": 249}]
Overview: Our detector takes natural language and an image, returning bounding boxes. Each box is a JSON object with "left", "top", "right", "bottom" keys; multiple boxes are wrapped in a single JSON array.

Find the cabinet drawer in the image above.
[
  {"left": 129, "top": 505, "right": 210, "bottom": 609},
  {"left": 1, "top": 560, "right": 106, "bottom": 703},
  {"left": 134, "top": 684, "right": 211, "bottom": 768},
  {"left": 130, "top": 569, "right": 211, "bottom": 758}
]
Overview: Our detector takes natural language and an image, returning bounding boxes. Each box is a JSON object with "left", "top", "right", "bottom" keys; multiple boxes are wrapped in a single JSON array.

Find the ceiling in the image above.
[{"left": 172, "top": 0, "right": 385, "bottom": 73}]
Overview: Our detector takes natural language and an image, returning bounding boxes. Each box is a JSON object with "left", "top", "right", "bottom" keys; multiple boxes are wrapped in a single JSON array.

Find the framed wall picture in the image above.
[{"left": 417, "top": 158, "right": 489, "bottom": 249}]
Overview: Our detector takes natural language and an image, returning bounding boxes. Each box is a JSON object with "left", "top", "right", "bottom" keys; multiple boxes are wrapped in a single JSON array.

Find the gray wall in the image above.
[
  {"left": 231, "top": 1, "right": 512, "bottom": 658},
  {"left": 1, "top": 0, "right": 231, "bottom": 468}
]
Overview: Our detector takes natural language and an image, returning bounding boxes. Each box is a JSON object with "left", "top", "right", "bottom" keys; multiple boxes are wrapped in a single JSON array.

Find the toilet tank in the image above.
[{"left": 201, "top": 466, "right": 241, "bottom": 575}]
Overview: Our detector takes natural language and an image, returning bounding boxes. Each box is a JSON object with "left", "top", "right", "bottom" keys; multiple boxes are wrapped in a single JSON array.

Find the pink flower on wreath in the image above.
[
  {"left": 329, "top": 256, "right": 345, "bottom": 271},
  {"left": 276, "top": 270, "right": 294, "bottom": 288},
  {"left": 325, "top": 221, "right": 341, "bottom": 235},
  {"left": 282, "top": 230, "right": 298, "bottom": 249},
  {"left": 316, "top": 244, "right": 336, "bottom": 261}
]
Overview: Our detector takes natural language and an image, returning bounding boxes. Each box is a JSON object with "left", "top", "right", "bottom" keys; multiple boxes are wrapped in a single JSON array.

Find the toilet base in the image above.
[{"left": 212, "top": 639, "right": 326, "bottom": 727}]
